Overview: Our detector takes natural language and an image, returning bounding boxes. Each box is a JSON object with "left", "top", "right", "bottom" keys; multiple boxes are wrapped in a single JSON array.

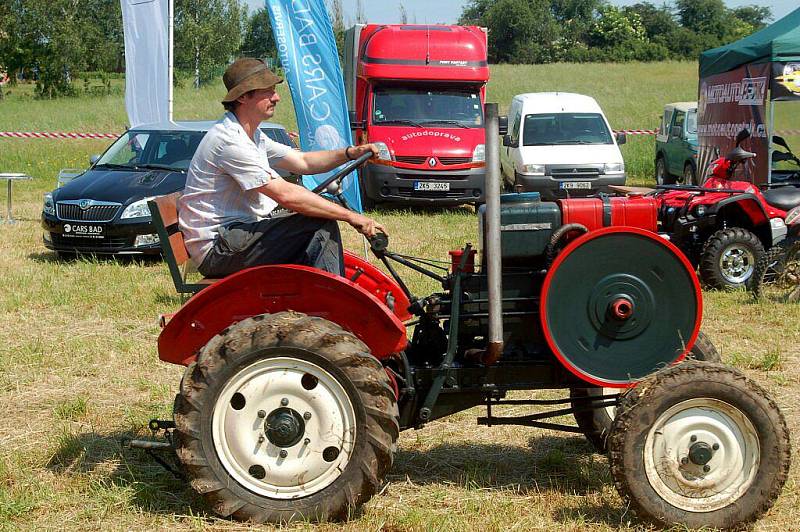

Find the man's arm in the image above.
[
  {"left": 272, "top": 143, "right": 378, "bottom": 175},
  {"left": 257, "top": 177, "right": 385, "bottom": 237}
]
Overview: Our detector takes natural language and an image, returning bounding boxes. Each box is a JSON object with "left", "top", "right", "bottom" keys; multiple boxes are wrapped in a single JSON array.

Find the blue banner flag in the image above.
[{"left": 265, "top": 0, "right": 362, "bottom": 212}]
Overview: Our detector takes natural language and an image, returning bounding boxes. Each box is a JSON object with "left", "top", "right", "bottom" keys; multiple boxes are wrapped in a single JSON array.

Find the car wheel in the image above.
[
  {"left": 699, "top": 228, "right": 764, "bottom": 289},
  {"left": 571, "top": 331, "right": 720, "bottom": 453},
  {"left": 679, "top": 163, "right": 695, "bottom": 185},
  {"left": 173, "top": 311, "right": 399, "bottom": 523},
  {"left": 655, "top": 157, "right": 671, "bottom": 185},
  {"left": 608, "top": 361, "right": 790, "bottom": 528}
]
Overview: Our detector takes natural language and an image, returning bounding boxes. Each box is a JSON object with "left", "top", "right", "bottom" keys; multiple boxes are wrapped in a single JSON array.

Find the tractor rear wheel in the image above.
[
  {"left": 571, "top": 331, "right": 720, "bottom": 453},
  {"left": 607, "top": 361, "right": 790, "bottom": 528},
  {"left": 699, "top": 227, "right": 764, "bottom": 289},
  {"left": 173, "top": 311, "right": 399, "bottom": 523}
]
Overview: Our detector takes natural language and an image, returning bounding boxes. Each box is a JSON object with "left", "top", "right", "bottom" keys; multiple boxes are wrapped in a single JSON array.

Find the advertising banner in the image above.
[
  {"left": 120, "top": 0, "right": 170, "bottom": 128},
  {"left": 772, "top": 62, "right": 800, "bottom": 101},
  {"left": 265, "top": 0, "right": 361, "bottom": 212},
  {"left": 697, "top": 63, "right": 771, "bottom": 185}
]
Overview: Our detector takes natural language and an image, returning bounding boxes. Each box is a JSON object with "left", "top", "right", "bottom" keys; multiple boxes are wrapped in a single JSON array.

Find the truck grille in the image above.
[
  {"left": 57, "top": 201, "right": 122, "bottom": 222},
  {"left": 395, "top": 156, "right": 427, "bottom": 164},
  {"left": 549, "top": 166, "right": 601, "bottom": 179},
  {"left": 397, "top": 188, "right": 468, "bottom": 199},
  {"left": 438, "top": 157, "right": 472, "bottom": 165}
]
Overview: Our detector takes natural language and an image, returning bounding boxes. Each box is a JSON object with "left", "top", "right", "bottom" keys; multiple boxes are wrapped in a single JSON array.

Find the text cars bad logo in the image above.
[{"left": 702, "top": 77, "right": 767, "bottom": 106}]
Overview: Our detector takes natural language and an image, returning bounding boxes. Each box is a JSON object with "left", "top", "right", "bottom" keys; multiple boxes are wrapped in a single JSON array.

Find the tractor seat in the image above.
[{"left": 762, "top": 186, "right": 800, "bottom": 212}]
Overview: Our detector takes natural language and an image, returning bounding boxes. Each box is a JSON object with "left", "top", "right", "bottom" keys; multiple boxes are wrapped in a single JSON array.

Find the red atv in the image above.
[{"left": 138, "top": 108, "right": 790, "bottom": 529}]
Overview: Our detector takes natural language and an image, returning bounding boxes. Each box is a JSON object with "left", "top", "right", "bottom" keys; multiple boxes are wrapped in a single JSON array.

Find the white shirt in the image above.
[{"left": 179, "top": 112, "right": 292, "bottom": 264}]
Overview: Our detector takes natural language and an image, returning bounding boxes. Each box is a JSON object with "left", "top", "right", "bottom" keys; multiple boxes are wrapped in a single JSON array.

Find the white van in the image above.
[{"left": 500, "top": 92, "right": 627, "bottom": 199}]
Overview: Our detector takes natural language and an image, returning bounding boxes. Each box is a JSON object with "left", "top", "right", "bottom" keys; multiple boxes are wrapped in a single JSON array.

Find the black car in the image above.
[{"left": 41, "top": 120, "right": 296, "bottom": 256}]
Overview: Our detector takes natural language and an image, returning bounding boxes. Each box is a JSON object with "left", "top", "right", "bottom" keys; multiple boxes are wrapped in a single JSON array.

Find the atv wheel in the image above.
[
  {"left": 173, "top": 312, "right": 399, "bottom": 523},
  {"left": 571, "top": 331, "right": 720, "bottom": 453},
  {"left": 608, "top": 361, "right": 790, "bottom": 528},
  {"left": 753, "top": 240, "right": 800, "bottom": 303},
  {"left": 699, "top": 227, "right": 764, "bottom": 289},
  {"left": 655, "top": 157, "right": 671, "bottom": 185}
]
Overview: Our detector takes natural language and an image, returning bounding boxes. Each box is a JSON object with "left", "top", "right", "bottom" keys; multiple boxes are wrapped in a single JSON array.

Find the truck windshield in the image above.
[
  {"left": 372, "top": 87, "right": 483, "bottom": 128},
  {"left": 522, "top": 113, "right": 612, "bottom": 146},
  {"left": 96, "top": 130, "right": 207, "bottom": 172},
  {"left": 685, "top": 110, "right": 697, "bottom": 136}
]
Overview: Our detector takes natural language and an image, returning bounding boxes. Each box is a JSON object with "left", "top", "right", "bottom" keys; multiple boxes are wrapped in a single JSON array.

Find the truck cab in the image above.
[
  {"left": 655, "top": 102, "right": 699, "bottom": 185},
  {"left": 344, "top": 24, "right": 489, "bottom": 207}
]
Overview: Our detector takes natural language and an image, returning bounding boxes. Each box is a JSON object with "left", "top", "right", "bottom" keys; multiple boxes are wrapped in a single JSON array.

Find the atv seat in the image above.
[
  {"left": 148, "top": 192, "right": 220, "bottom": 295},
  {"left": 762, "top": 185, "right": 800, "bottom": 212}
]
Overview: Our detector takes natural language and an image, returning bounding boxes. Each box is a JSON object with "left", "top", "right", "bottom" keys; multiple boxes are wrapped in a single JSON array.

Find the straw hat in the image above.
[{"left": 221, "top": 58, "right": 283, "bottom": 103}]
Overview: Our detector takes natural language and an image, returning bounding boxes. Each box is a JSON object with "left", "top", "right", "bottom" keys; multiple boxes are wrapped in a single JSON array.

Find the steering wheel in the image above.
[{"left": 311, "top": 151, "right": 373, "bottom": 194}]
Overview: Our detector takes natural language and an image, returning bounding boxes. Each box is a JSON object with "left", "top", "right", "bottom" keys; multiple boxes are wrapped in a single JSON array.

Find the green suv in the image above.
[{"left": 655, "top": 102, "right": 698, "bottom": 185}]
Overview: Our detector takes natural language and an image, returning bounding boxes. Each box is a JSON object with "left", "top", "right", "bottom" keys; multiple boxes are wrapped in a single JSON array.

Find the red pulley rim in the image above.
[{"left": 539, "top": 226, "right": 703, "bottom": 388}]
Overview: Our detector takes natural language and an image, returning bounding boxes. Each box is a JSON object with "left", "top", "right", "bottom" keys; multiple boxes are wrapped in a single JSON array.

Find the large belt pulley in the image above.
[{"left": 540, "top": 226, "right": 702, "bottom": 387}]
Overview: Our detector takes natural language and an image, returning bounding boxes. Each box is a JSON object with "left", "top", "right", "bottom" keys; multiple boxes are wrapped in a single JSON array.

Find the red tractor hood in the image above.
[{"left": 370, "top": 124, "right": 484, "bottom": 159}]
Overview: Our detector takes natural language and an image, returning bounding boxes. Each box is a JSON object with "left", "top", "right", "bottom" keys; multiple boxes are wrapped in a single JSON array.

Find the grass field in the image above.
[{"left": 1, "top": 62, "right": 800, "bottom": 530}]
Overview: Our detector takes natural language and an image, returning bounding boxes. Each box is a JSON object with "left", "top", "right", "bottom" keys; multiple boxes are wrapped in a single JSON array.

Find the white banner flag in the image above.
[{"left": 120, "top": 0, "right": 170, "bottom": 127}]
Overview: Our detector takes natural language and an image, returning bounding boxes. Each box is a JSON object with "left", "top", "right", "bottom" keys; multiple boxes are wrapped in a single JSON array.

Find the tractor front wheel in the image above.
[
  {"left": 173, "top": 311, "right": 399, "bottom": 523},
  {"left": 699, "top": 227, "right": 764, "bottom": 289},
  {"left": 608, "top": 361, "right": 790, "bottom": 528},
  {"left": 571, "top": 331, "right": 720, "bottom": 453}
]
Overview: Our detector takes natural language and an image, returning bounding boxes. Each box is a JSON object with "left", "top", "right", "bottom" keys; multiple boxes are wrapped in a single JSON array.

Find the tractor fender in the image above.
[
  {"left": 344, "top": 250, "right": 412, "bottom": 322},
  {"left": 158, "top": 265, "right": 408, "bottom": 366}
]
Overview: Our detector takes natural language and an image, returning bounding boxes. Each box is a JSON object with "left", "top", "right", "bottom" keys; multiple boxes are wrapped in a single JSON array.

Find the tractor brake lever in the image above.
[{"left": 368, "top": 232, "right": 389, "bottom": 254}]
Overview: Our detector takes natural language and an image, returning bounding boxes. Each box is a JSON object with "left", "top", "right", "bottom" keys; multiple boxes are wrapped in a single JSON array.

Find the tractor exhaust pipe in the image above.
[{"left": 483, "top": 103, "right": 503, "bottom": 364}]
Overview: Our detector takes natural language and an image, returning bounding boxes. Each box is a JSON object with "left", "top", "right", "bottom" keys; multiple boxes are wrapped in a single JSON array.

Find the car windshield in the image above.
[
  {"left": 522, "top": 113, "right": 612, "bottom": 146},
  {"left": 685, "top": 110, "right": 698, "bottom": 136},
  {"left": 372, "top": 87, "right": 483, "bottom": 128},
  {"left": 95, "top": 130, "right": 207, "bottom": 172}
]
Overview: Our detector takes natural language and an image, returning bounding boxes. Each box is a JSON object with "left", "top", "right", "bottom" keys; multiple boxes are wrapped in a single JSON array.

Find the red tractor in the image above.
[{"left": 141, "top": 106, "right": 790, "bottom": 529}]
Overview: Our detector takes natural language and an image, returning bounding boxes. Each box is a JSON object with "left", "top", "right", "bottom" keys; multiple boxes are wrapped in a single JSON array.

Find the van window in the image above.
[
  {"left": 672, "top": 111, "right": 685, "bottom": 137},
  {"left": 522, "top": 113, "right": 612, "bottom": 146},
  {"left": 372, "top": 87, "right": 484, "bottom": 128}
]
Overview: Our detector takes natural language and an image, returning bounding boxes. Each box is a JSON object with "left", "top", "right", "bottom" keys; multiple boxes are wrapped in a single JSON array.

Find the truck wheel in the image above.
[
  {"left": 699, "top": 228, "right": 764, "bottom": 289},
  {"left": 571, "top": 331, "right": 720, "bottom": 453},
  {"left": 173, "top": 311, "right": 399, "bottom": 523},
  {"left": 608, "top": 361, "right": 790, "bottom": 528},
  {"left": 655, "top": 157, "right": 671, "bottom": 185},
  {"left": 753, "top": 241, "right": 800, "bottom": 303},
  {"left": 680, "top": 163, "right": 696, "bottom": 185}
]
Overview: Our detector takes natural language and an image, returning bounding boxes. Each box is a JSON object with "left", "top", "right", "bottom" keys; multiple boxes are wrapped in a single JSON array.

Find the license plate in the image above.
[
  {"left": 414, "top": 181, "right": 450, "bottom": 191},
  {"left": 61, "top": 223, "right": 105, "bottom": 238},
  {"left": 560, "top": 181, "right": 592, "bottom": 189}
]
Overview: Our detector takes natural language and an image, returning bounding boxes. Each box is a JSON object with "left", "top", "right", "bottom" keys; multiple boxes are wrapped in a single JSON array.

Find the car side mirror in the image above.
[
  {"left": 503, "top": 135, "right": 517, "bottom": 148},
  {"left": 498, "top": 115, "right": 508, "bottom": 136},
  {"left": 89, "top": 154, "right": 101, "bottom": 166},
  {"left": 671, "top": 126, "right": 682, "bottom": 138},
  {"left": 616, "top": 131, "right": 627, "bottom": 145},
  {"left": 348, "top": 110, "right": 365, "bottom": 130}
]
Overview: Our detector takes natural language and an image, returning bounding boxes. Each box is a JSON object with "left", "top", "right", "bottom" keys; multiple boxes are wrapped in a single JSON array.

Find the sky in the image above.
[{"left": 244, "top": 0, "right": 797, "bottom": 26}]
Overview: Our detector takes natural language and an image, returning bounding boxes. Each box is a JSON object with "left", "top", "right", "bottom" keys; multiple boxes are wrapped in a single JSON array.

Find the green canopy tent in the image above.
[{"left": 697, "top": 7, "right": 800, "bottom": 186}]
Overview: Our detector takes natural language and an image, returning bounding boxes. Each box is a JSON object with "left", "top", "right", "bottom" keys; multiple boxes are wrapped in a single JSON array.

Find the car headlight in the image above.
[
  {"left": 373, "top": 142, "right": 392, "bottom": 161},
  {"left": 472, "top": 144, "right": 485, "bottom": 162},
  {"left": 43, "top": 192, "right": 55, "bottom": 215},
  {"left": 522, "top": 164, "right": 545, "bottom": 175},
  {"left": 604, "top": 162, "right": 625, "bottom": 173},
  {"left": 121, "top": 197, "right": 154, "bottom": 219}
]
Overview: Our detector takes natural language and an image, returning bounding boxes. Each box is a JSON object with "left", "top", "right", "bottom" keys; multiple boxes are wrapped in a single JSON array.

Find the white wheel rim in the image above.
[
  {"left": 644, "top": 398, "right": 760, "bottom": 513},
  {"left": 211, "top": 356, "right": 356, "bottom": 499},
  {"left": 720, "top": 244, "right": 755, "bottom": 284}
]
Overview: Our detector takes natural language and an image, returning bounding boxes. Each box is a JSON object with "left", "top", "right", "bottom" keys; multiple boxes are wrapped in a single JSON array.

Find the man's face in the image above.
[{"left": 241, "top": 86, "right": 280, "bottom": 119}]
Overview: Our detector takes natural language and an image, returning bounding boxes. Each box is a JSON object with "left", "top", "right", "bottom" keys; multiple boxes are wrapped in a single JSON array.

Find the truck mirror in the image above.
[
  {"left": 671, "top": 125, "right": 682, "bottom": 138},
  {"left": 348, "top": 110, "right": 357, "bottom": 123},
  {"left": 502, "top": 135, "right": 513, "bottom": 147},
  {"left": 89, "top": 154, "right": 101, "bottom": 166},
  {"left": 498, "top": 115, "right": 508, "bottom": 136},
  {"left": 616, "top": 131, "right": 627, "bottom": 145}
]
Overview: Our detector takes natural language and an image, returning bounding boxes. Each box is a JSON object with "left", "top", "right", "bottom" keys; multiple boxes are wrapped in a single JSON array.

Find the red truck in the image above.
[{"left": 343, "top": 24, "right": 489, "bottom": 208}]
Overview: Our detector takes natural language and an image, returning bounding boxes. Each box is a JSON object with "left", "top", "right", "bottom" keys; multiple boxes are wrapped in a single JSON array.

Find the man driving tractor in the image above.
[{"left": 179, "top": 57, "right": 385, "bottom": 278}]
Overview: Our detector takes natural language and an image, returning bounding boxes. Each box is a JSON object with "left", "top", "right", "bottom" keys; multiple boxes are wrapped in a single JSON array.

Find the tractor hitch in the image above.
[
  {"left": 477, "top": 394, "right": 620, "bottom": 433},
  {"left": 126, "top": 418, "right": 185, "bottom": 480}
]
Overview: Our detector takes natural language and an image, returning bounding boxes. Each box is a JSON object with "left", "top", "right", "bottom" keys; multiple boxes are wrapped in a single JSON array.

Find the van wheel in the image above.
[{"left": 655, "top": 157, "right": 671, "bottom": 185}]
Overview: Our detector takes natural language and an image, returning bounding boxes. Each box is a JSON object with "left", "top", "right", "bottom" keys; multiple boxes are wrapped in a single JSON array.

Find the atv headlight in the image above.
[
  {"left": 121, "top": 197, "right": 154, "bottom": 220},
  {"left": 523, "top": 164, "right": 545, "bottom": 175},
  {"left": 43, "top": 192, "right": 55, "bottom": 216},
  {"left": 695, "top": 205, "right": 707, "bottom": 217},
  {"left": 604, "top": 162, "right": 625, "bottom": 173},
  {"left": 472, "top": 144, "right": 485, "bottom": 162},
  {"left": 373, "top": 142, "right": 392, "bottom": 161}
]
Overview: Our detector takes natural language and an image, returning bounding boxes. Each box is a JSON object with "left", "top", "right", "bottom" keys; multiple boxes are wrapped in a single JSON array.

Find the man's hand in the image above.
[
  {"left": 347, "top": 143, "right": 381, "bottom": 160},
  {"left": 347, "top": 212, "right": 387, "bottom": 238}
]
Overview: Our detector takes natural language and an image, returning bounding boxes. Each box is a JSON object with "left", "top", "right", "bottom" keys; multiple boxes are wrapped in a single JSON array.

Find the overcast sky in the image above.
[{"left": 244, "top": 0, "right": 796, "bottom": 26}]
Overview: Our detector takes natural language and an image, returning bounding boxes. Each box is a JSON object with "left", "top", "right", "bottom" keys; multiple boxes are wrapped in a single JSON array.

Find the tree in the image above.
[
  {"left": 675, "top": 0, "right": 727, "bottom": 40},
  {"left": 355, "top": 0, "right": 367, "bottom": 24},
  {"left": 174, "top": 0, "right": 245, "bottom": 88},
  {"left": 482, "top": 0, "right": 560, "bottom": 63},
  {"left": 399, "top": 4, "right": 408, "bottom": 24},
  {"left": 327, "top": 0, "right": 346, "bottom": 61},
  {"left": 732, "top": 5, "right": 772, "bottom": 28},
  {"left": 241, "top": 8, "right": 276, "bottom": 62}
]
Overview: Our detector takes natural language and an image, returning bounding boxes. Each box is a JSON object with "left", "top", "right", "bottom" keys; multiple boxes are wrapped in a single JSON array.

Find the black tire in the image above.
[
  {"left": 753, "top": 240, "right": 800, "bottom": 303},
  {"left": 655, "top": 157, "right": 671, "bottom": 185},
  {"left": 571, "top": 331, "right": 720, "bottom": 453},
  {"left": 680, "top": 162, "right": 696, "bottom": 185},
  {"left": 173, "top": 311, "right": 399, "bottom": 523},
  {"left": 699, "top": 227, "right": 764, "bottom": 290},
  {"left": 608, "top": 361, "right": 790, "bottom": 528}
]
